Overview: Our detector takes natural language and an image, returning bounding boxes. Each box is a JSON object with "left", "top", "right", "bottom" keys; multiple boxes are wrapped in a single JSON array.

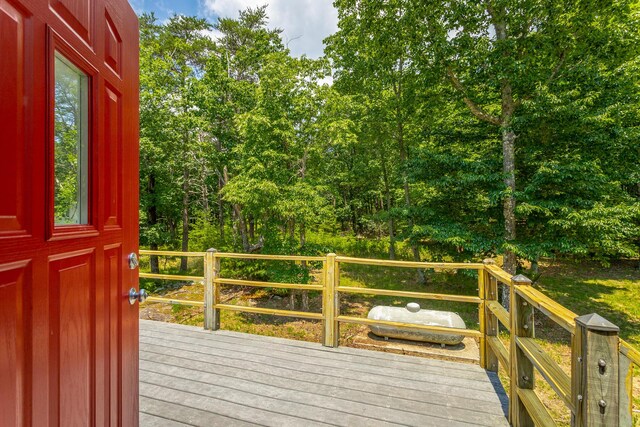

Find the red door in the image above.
[{"left": 0, "top": 0, "right": 139, "bottom": 425}]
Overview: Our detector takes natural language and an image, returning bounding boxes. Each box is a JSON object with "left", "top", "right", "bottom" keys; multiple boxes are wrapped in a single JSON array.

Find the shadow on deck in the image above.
[{"left": 139, "top": 319, "right": 509, "bottom": 426}]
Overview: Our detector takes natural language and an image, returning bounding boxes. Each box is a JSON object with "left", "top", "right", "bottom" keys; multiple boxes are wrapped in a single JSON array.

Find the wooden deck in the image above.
[{"left": 139, "top": 320, "right": 509, "bottom": 427}]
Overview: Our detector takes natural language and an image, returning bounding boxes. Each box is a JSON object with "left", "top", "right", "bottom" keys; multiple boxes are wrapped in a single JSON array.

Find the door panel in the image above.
[
  {"left": 104, "top": 244, "right": 122, "bottom": 426},
  {"left": 48, "top": 250, "right": 95, "bottom": 426},
  {"left": 104, "top": 12, "right": 121, "bottom": 76},
  {"left": 49, "top": 0, "right": 91, "bottom": 45},
  {"left": 0, "top": 0, "right": 139, "bottom": 425},
  {"left": 104, "top": 84, "right": 122, "bottom": 230},
  {"left": 0, "top": 1, "right": 30, "bottom": 236},
  {"left": 0, "top": 261, "right": 31, "bottom": 427}
]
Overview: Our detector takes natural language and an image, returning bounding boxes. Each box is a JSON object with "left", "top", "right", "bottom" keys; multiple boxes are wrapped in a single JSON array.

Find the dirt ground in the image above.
[{"left": 139, "top": 282, "right": 480, "bottom": 363}]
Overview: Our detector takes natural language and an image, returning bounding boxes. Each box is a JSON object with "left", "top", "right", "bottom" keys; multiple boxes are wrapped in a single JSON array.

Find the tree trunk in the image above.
[
  {"left": 531, "top": 259, "right": 539, "bottom": 275},
  {"left": 493, "top": 7, "right": 518, "bottom": 307},
  {"left": 397, "top": 110, "right": 425, "bottom": 284},
  {"left": 289, "top": 290, "right": 297, "bottom": 310},
  {"left": 501, "top": 127, "right": 517, "bottom": 308},
  {"left": 201, "top": 168, "right": 209, "bottom": 217},
  {"left": 234, "top": 205, "right": 250, "bottom": 252},
  {"left": 218, "top": 177, "right": 225, "bottom": 239},
  {"left": 147, "top": 174, "right": 160, "bottom": 274},
  {"left": 149, "top": 243, "right": 159, "bottom": 274},
  {"left": 380, "top": 150, "right": 396, "bottom": 260},
  {"left": 249, "top": 216, "right": 255, "bottom": 240},
  {"left": 180, "top": 168, "right": 190, "bottom": 272},
  {"left": 348, "top": 190, "right": 358, "bottom": 235},
  {"left": 301, "top": 283, "right": 309, "bottom": 311},
  {"left": 392, "top": 63, "right": 424, "bottom": 283},
  {"left": 222, "top": 166, "right": 250, "bottom": 252},
  {"left": 501, "top": 128, "right": 517, "bottom": 276}
]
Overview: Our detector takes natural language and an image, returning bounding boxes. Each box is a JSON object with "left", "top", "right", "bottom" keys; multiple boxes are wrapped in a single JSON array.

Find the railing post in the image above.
[
  {"left": 572, "top": 313, "right": 620, "bottom": 427},
  {"left": 323, "top": 253, "right": 339, "bottom": 347},
  {"left": 618, "top": 351, "right": 634, "bottom": 426},
  {"left": 480, "top": 259, "right": 498, "bottom": 372},
  {"left": 204, "top": 248, "right": 220, "bottom": 331},
  {"left": 334, "top": 258, "right": 341, "bottom": 347},
  {"left": 510, "top": 274, "right": 534, "bottom": 427}
]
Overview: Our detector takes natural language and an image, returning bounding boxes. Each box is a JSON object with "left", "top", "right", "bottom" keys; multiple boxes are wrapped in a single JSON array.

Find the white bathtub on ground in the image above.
[{"left": 367, "top": 303, "right": 467, "bottom": 345}]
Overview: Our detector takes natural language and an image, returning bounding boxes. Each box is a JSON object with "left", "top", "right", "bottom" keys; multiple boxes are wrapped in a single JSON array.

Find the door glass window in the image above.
[{"left": 54, "top": 53, "right": 89, "bottom": 225}]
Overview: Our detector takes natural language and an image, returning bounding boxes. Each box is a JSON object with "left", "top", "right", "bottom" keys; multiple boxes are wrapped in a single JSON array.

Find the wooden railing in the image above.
[{"left": 138, "top": 250, "right": 639, "bottom": 427}]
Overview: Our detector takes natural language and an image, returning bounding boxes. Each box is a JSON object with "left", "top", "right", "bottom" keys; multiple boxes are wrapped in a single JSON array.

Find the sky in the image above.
[{"left": 129, "top": 0, "right": 338, "bottom": 59}]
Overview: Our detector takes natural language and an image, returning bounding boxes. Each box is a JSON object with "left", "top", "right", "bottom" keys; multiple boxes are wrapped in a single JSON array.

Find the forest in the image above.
[{"left": 139, "top": 1, "right": 640, "bottom": 277}]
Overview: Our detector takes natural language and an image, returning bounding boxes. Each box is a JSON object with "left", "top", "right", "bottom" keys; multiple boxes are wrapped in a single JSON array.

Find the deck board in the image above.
[{"left": 139, "top": 320, "right": 509, "bottom": 427}]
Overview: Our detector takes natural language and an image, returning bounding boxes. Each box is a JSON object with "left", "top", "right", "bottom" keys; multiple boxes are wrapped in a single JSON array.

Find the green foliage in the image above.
[{"left": 139, "top": 3, "right": 640, "bottom": 279}]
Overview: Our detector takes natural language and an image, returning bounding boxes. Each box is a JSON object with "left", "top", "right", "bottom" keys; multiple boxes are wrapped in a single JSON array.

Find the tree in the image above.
[
  {"left": 139, "top": 14, "right": 214, "bottom": 270},
  {"left": 137, "top": 3, "right": 640, "bottom": 283},
  {"left": 204, "top": 6, "right": 285, "bottom": 252},
  {"left": 326, "top": 0, "right": 433, "bottom": 281},
  {"left": 413, "top": 0, "right": 640, "bottom": 274}
]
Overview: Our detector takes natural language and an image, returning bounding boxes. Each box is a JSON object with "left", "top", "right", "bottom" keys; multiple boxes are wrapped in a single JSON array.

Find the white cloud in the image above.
[
  {"left": 200, "top": 0, "right": 337, "bottom": 59},
  {"left": 129, "top": 0, "right": 144, "bottom": 14}
]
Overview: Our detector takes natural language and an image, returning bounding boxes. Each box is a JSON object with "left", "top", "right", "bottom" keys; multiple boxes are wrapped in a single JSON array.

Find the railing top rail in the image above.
[
  {"left": 620, "top": 338, "right": 640, "bottom": 367},
  {"left": 215, "top": 252, "right": 326, "bottom": 261},
  {"left": 335, "top": 256, "right": 483, "bottom": 270},
  {"left": 484, "top": 263, "right": 514, "bottom": 285},
  {"left": 515, "top": 285, "right": 577, "bottom": 333},
  {"left": 139, "top": 250, "right": 207, "bottom": 257}
]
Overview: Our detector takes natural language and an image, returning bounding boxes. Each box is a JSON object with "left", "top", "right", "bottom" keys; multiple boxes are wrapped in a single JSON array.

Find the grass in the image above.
[
  {"left": 137, "top": 247, "right": 640, "bottom": 425},
  {"left": 522, "top": 259, "right": 640, "bottom": 426},
  {"left": 531, "top": 259, "right": 640, "bottom": 347}
]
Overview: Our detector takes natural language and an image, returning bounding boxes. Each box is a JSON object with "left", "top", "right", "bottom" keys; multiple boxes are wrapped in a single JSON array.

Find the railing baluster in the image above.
[
  {"left": 323, "top": 253, "right": 338, "bottom": 347},
  {"left": 480, "top": 259, "right": 499, "bottom": 372},
  {"left": 618, "top": 351, "right": 633, "bottom": 426},
  {"left": 511, "top": 274, "right": 535, "bottom": 426},
  {"left": 212, "top": 251, "right": 221, "bottom": 330},
  {"left": 204, "top": 248, "right": 220, "bottom": 331},
  {"left": 334, "top": 258, "right": 341, "bottom": 347}
]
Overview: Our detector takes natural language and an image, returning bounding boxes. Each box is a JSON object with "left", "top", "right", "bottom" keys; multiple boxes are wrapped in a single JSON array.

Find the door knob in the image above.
[
  {"left": 128, "top": 253, "right": 139, "bottom": 269},
  {"left": 129, "top": 287, "right": 148, "bottom": 305}
]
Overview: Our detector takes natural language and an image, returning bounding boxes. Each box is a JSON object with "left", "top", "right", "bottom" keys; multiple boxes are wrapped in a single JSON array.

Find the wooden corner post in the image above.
[
  {"left": 510, "top": 274, "right": 534, "bottom": 427},
  {"left": 323, "top": 253, "right": 339, "bottom": 347},
  {"left": 572, "top": 313, "right": 620, "bottom": 427},
  {"left": 204, "top": 248, "right": 221, "bottom": 331},
  {"left": 480, "top": 259, "right": 498, "bottom": 371}
]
